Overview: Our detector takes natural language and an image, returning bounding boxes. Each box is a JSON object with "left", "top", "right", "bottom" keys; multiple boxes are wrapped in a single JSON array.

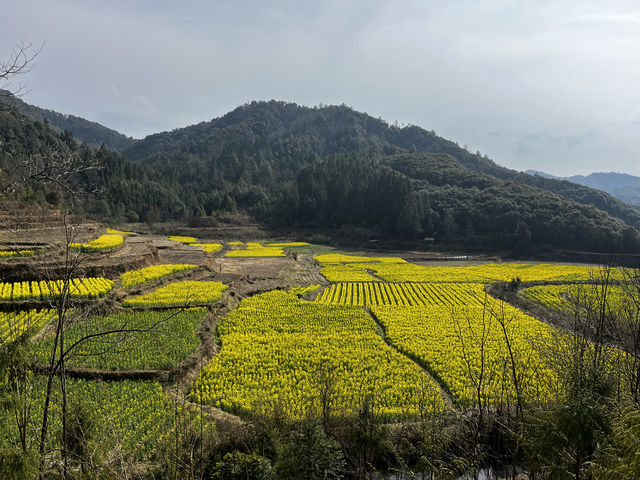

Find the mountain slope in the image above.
[
  {"left": 0, "top": 107, "right": 183, "bottom": 222},
  {"left": 123, "top": 101, "right": 640, "bottom": 228},
  {"left": 0, "top": 90, "right": 137, "bottom": 152}
]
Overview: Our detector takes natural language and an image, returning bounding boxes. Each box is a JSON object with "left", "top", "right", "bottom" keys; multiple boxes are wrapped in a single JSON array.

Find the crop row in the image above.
[
  {"left": 120, "top": 263, "right": 197, "bottom": 289},
  {"left": 0, "top": 309, "right": 55, "bottom": 347},
  {"left": 34, "top": 308, "right": 207, "bottom": 370},
  {"left": 0, "top": 249, "right": 37, "bottom": 258},
  {"left": 191, "top": 291, "right": 446, "bottom": 419},
  {"left": 123, "top": 280, "right": 227, "bottom": 307},
  {"left": 0, "top": 278, "right": 114, "bottom": 301},
  {"left": 70, "top": 234, "right": 124, "bottom": 252},
  {"left": 317, "top": 282, "right": 485, "bottom": 307}
]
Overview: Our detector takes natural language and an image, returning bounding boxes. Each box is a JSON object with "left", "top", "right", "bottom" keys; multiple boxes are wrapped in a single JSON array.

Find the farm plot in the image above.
[
  {"left": 191, "top": 243, "right": 223, "bottom": 253},
  {"left": 371, "top": 292, "right": 559, "bottom": 407},
  {"left": 70, "top": 233, "right": 124, "bottom": 252},
  {"left": 120, "top": 263, "right": 197, "bottom": 289},
  {"left": 317, "top": 282, "right": 485, "bottom": 307},
  {"left": 224, "top": 242, "right": 285, "bottom": 257},
  {"left": 168, "top": 235, "right": 198, "bottom": 244},
  {"left": 123, "top": 280, "right": 227, "bottom": 307},
  {"left": 191, "top": 290, "right": 446, "bottom": 420},
  {"left": 314, "top": 254, "right": 608, "bottom": 283},
  {"left": 0, "top": 378, "right": 191, "bottom": 461},
  {"left": 0, "top": 278, "right": 114, "bottom": 301},
  {"left": 34, "top": 308, "right": 207, "bottom": 370},
  {"left": 0, "top": 309, "right": 55, "bottom": 346},
  {"left": 371, "top": 262, "right": 609, "bottom": 283},
  {"left": 522, "top": 284, "right": 636, "bottom": 315}
]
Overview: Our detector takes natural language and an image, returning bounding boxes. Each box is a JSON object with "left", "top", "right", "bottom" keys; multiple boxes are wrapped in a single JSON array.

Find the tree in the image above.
[
  {"left": 514, "top": 221, "right": 531, "bottom": 254},
  {"left": 1, "top": 40, "right": 42, "bottom": 110}
]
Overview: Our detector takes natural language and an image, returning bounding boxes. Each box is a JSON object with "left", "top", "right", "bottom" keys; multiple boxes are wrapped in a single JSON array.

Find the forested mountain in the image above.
[
  {"left": 527, "top": 170, "right": 640, "bottom": 209},
  {"left": 1, "top": 99, "right": 639, "bottom": 253},
  {"left": 122, "top": 100, "right": 640, "bottom": 253},
  {"left": 0, "top": 90, "right": 137, "bottom": 152},
  {"left": 0, "top": 107, "right": 184, "bottom": 222}
]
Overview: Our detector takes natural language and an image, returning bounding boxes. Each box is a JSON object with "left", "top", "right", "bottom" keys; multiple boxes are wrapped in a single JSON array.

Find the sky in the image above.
[{"left": 2, "top": 0, "right": 640, "bottom": 176}]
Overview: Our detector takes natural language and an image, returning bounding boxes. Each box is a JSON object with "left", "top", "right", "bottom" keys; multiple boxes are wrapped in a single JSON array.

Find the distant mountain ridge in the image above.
[
  {"left": 0, "top": 90, "right": 137, "bottom": 152},
  {"left": 526, "top": 170, "right": 640, "bottom": 208}
]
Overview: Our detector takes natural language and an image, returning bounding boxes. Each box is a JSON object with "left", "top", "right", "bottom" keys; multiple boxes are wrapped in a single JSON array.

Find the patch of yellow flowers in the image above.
[
  {"left": 190, "top": 243, "right": 223, "bottom": 253},
  {"left": 0, "top": 309, "right": 56, "bottom": 346},
  {"left": 120, "top": 264, "right": 197, "bottom": 289},
  {"left": 317, "top": 282, "right": 485, "bottom": 308},
  {"left": 168, "top": 235, "right": 198, "bottom": 244},
  {"left": 224, "top": 242, "right": 285, "bottom": 257},
  {"left": 314, "top": 253, "right": 608, "bottom": 284},
  {"left": 372, "top": 287, "right": 560, "bottom": 407},
  {"left": 191, "top": 290, "right": 446, "bottom": 420},
  {"left": 106, "top": 228, "right": 135, "bottom": 235},
  {"left": 123, "top": 280, "right": 228, "bottom": 307},
  {"left": 0, "top": 249, "right": 36, "bottom": 258},
  {"left": 0, "top": 278, "right": 114, "bottom": 301},
  {"left": 70, "top": 234, "right": 124, "bottom": 252},
  {"left": 266, "top": 242, "right": 310, "bottom": 247}
]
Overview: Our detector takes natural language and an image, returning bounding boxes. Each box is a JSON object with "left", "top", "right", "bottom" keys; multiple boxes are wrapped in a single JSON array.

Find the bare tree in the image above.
[{"left": 0, "top": 40, "right": 42, "bottom": 109}]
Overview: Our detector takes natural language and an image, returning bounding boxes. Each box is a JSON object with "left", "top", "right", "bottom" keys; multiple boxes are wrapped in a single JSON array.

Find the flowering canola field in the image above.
[
  {"left": 522, "top": 284, "right": 634, "bottom": 316},
  {"left": 191, "top": 290, "right": 446, "bottom": 419},
  {"left": 224, "top": 242, "right": 285, "bottom": 257},
  {"left": 317, "top": 282, "right": 484, "bottom": 307},
  {"left": 120, "top": 263, "right": 197, "bottom": 289},
  {"left": 35, "top": 308, "right": 207, "bottom": 370},
  {"left": 70, "top": 234, "right": 124, "bottom": 252},
  {"left": 0, "top": 309, "right": 56, "bottom": 346},
  {"left": 0, "top": 378, "right": 185, "bottom": 460},
  {"left": 123, "top": 280, "right": 227, "bottom": 307},
  {"left": 0, "top": 278, "right": 114, "bottom": 301},
  {"left": 315, "top": 254, "right": 606, "bottom": 283},
  {"left": 371, "top": 296, "right": 559, "bottom": 407},
  {"left": 315, "top": 280, "right": 559, "bottom": 407}
]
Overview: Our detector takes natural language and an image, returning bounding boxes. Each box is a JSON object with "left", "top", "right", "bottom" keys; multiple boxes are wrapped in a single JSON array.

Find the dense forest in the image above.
[
  {"left": 1, "top": 98, "right": 639, "bottom": 254},
  {"left": 0, "top": 90, "right": 137, "bottom": 152}
]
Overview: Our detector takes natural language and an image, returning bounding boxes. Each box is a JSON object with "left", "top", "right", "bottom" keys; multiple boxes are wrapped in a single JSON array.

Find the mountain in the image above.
[
  {"left": 1, "top": 98, "right": 638, "bottom": 253},
  {"left": 0, "top": 90, "right": 137, "bottom": 152},
  {"left": 0, "top": 107, "right": 184, "bottom": 222},
  {"left": 526, "top": 170, "right": 640, "bottom": 209},
  {"left": 121, "top": 100, "right": 640, "bottom": 253}
]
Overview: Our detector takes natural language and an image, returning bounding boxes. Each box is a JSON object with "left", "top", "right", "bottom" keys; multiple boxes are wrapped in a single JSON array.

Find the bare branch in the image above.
[{"left": 0, "top": 40, "right": 43, "bottom": 109}]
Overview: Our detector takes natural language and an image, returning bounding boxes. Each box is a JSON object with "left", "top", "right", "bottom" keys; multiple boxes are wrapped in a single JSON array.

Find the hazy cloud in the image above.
[{"left": 2, "top": 0, "right": 639, "bottom": 175}]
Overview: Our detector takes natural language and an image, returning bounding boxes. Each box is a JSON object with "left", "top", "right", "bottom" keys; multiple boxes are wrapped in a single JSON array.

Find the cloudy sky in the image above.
[{"left": 3, "top": 0, "right": 640, "bottom": 176}]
